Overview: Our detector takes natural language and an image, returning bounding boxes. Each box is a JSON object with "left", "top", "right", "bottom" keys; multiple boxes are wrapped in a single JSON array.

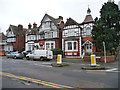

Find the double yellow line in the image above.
[{"left": 0, "top": 72, "right": 74, "bottom": 88}]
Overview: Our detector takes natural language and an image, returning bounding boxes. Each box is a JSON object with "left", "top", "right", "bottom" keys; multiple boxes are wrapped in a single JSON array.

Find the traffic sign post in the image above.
[
  {"left": 91, "top": 55, "right": 96, "bottom": 66},
  {"left": 57, "top": 54, "right": 62, "bottom": 64}
]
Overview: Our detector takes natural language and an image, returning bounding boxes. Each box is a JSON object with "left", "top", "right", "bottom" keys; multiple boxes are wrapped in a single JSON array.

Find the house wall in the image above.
[
  {"left": 12, "top": 30, "right": 25, "bottom": 51},
  {"left": 6, "top": 25, "right": 26, "bottom": 52},
  {"left": 63, "top": 37, "right": 80, "bottom": 57}
]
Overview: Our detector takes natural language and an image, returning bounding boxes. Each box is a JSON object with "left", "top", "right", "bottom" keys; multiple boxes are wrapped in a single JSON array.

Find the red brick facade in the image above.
[{"left": 6, "top": 25, "right": 26, "bottom": 52}]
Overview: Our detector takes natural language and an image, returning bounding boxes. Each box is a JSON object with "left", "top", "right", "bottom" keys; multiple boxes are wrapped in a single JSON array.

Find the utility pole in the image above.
[{"left": 103, "top": 41, "right": 106, "bottom": 63}]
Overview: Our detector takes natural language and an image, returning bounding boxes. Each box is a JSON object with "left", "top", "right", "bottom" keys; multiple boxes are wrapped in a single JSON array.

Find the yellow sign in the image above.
[
  {"left": 57, "top": 54, "right": 62, "bottom": 64},
  {"left": 91, "top": 55, "right": 96, "bottom": 66}
]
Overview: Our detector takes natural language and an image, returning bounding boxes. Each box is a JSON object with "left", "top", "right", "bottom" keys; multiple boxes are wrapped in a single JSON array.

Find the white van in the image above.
[{"left": 26, "top": 50, "right": 53, "bottom": 61}]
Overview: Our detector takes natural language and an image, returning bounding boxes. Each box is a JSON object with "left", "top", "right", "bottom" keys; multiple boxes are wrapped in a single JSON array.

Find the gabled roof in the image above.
[
  {"left": 7, "top": 25, "right": 26, "bottom": 36},
  {"left": 0, "top": 32, "right": 6, "bottom": 40},
  {"left": 82, "top": 40, "right": 93, "bottom": 46},
  {"left": 64, "top": 18, "right": 79, "bottom": 26},
  {"left": 9, "top": 25, "right": 18, "bottom": 35},
  {"left": 40, "top": 14, "right": 63, "bottom": 27}
]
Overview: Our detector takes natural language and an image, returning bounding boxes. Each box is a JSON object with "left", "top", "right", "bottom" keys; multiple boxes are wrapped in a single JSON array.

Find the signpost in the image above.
[
  {"left": 91, "top": 55, "right": 96, "bottom": 66},
  {"left": 57, "top": 54, "right": 62, "bottom": 64},
  {"left": 103, "top": 41, "right": 106, "bottom": 63}
]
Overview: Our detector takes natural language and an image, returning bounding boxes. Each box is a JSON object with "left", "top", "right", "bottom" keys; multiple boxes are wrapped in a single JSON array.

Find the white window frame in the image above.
[
  {"left": 65, "top": 41, "right": 78, "bottom": 52},
  {"left": 45, "top": 41, "right": 55, "bottom": 50}
]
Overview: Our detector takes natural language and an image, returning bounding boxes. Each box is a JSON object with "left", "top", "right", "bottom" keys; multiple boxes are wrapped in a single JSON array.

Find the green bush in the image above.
[
  {"left": 85, "top": 52, "right": 91, "bottom": 56},
  {"left": 51, "top": 48, "right": 63, "bottom": 55}
]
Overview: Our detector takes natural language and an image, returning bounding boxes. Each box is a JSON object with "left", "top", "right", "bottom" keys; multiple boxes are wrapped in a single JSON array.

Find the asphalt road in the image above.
[{"left": 1, "top": 56, "right": 119, "bottom": 89}]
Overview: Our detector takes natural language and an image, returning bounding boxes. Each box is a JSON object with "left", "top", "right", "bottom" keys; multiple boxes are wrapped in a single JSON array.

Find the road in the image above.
[{"left": 1, "top": 56, "right": 119, "bottom": 89}]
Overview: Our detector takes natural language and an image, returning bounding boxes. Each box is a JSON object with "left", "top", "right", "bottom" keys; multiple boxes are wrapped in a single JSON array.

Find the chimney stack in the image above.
[
  {"left": 28, "top": 23, "right": 32, "bottom": 29},
  {"left": 59, "top": 16, "right": 63, "bottom": 20},
  {"left": 33, "top": 22, "right": 37, "bottom": 28},
  {"left": 18, "top": 24, "right": 23, "bottom": 30}
]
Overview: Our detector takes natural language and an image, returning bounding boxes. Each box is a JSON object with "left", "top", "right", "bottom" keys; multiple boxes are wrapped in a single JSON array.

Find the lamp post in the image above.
[{"left": 103, "top": 41, "right": 106, "bottom": 63}]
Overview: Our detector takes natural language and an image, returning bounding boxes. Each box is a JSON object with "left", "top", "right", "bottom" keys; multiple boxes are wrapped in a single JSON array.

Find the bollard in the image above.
[
  {"left": 57, "top": 54, "right": 62, "bottom": 64},
  {"left": 91, "top": 55, "right": 96, "bottom": 66}
]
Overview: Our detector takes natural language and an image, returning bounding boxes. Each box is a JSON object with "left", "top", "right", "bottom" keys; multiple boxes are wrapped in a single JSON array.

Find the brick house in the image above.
[
  {"left": 38, "top": 14, "right": 64, "bottom": 50},
  {"left": 0, "top": 32, "right": 7, "bottom": 55},
  {"left": 62, "top": 18, "right": 82, "bottom": 58},
  {"left": 5, "top": 24, "right": 26, "bottom": 52},
  {"left": 81, "top": 7, "right": 96, "bottom": 54},
  {"left": 25, "top": 14, "right": 64, "bottom": 51},
  {"left": 62, "top": 8, "right": 95, "bottom": 58},
  {"left": 25, "top": 23, "right": 39, "bottom": 51}
]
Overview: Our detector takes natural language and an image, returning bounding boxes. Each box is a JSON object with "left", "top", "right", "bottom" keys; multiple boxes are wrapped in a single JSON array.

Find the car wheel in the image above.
[
  {"left": 26, "top": 56, "right": 30, "bottom": 60},
  {"left": 14, "top": 56, "right": 17, "bottom": 59},
  {"left": 40, "top": 57, "right": 44, "bottom": 61}
]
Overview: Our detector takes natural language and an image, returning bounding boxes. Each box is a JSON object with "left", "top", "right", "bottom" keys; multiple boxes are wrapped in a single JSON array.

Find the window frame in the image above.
[
  {"left": 45, "top": 41, "right": 55, "bottom": 50},
  {"left": 65, "top": 41, "right": 78, "bottom": 51}
]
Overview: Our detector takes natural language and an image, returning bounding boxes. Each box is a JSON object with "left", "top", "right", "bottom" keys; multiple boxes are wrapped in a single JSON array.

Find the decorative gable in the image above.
[
  {"left": 64, "top": 18, "right": 79, "bottom": 26},
  {"left": 39, "top": 14, "right": 63, "bottom": 39},
  {"left": 63, "top": 18, "right": 81, "bottom": 37},
  {"left": 6, "top": 27, "right": 16, "bottom": 37},
  {"left": 42, "top": 15, "right": 52, "bottom": 22}
]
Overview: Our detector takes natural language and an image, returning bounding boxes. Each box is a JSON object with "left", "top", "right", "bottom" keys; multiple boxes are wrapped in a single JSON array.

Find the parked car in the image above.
[
  {"left": 0, "top": 50, "right": 5, "bottom": 56},
  {"left": 22, "top": 50, "right": 31, "bottom": 57},
  {"left": 6, "top": 51, "right": 24, "bottom": 59},
  {"left": 26, "top": 50, "right": 53, "bottom": 61}
]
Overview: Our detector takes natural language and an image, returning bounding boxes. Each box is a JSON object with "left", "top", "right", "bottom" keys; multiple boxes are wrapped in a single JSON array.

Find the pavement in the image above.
[{"left": 53, "top": 58, "right": 119, "bottom": 71}]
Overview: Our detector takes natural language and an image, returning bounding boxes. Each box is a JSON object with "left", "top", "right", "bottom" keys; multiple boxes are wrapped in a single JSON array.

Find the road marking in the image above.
[
  {"left": 105, "top": 68, "right": 118, "bottom": 71},
  {"left": 34, "top": 63, "right": 52, "bottom": 67},
  {"left": 73, "top": 68, "right": 119, "bottom": 73},
  {"left": 0, "top": 72, "right": 77, "bottom": 88}
]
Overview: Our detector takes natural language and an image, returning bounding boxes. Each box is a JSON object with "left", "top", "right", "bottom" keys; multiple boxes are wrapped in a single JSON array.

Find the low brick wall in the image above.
[
  {"left": 83, "top": 56, "right": 116, "bottom": 62},
  {"left": 100, "top": 56, "right": 116, "bottom": 62}
]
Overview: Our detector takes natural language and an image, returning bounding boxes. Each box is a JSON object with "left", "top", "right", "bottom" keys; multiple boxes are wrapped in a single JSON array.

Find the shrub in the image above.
[
  {"left": 85, "top": 52, "right": 91, "bottom": 56},
  {"left": 51, "top": 48, "right": 63, "bottom": 55}
]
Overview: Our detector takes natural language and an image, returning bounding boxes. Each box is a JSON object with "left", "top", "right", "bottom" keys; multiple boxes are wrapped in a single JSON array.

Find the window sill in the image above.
[{"left": 65, "top": 50, "right": 78, "bottom": 52}]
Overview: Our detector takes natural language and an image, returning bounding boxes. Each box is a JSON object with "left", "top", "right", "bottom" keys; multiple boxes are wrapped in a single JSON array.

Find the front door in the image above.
[{"left": 86, "top": 43, "right": 92, "bottom": 53}]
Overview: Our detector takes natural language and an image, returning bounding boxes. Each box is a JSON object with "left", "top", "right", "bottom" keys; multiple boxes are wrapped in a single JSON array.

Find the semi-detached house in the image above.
[
  {"left": 62, "top": 8, "right": 96, "bottom": 58},
  {"left": 5, "top": 24, "right": 26, "bottom": 52},
  {"left": 25, "top": 14, "right": 64, "bottom": 51}
]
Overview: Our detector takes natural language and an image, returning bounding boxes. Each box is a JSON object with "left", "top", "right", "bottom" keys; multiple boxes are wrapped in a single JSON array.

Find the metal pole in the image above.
[{"left": 103, "top": 41, "right": 106, "bottom": 63}]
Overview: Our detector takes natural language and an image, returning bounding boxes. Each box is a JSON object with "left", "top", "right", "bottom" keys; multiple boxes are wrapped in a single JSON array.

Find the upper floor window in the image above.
[
  {"left": 28, "top": 35, "right": 36, "bottom": 41},
  {"left": 63, "top": 28, "right": 80, "bottom": 37},
  {"left": 86, "top": 27, "right": 91, "bottom": 36}
]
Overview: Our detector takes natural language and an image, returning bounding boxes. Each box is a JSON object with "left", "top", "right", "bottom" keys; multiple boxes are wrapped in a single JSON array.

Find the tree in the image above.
[{"left": 92, "top": 1, "right": 120, "bottom": 54}]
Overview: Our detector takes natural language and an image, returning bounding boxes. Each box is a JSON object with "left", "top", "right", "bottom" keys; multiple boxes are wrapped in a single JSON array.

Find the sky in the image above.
[{"left": 0, "top": 0, "right": 119, "bottom": 34}]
